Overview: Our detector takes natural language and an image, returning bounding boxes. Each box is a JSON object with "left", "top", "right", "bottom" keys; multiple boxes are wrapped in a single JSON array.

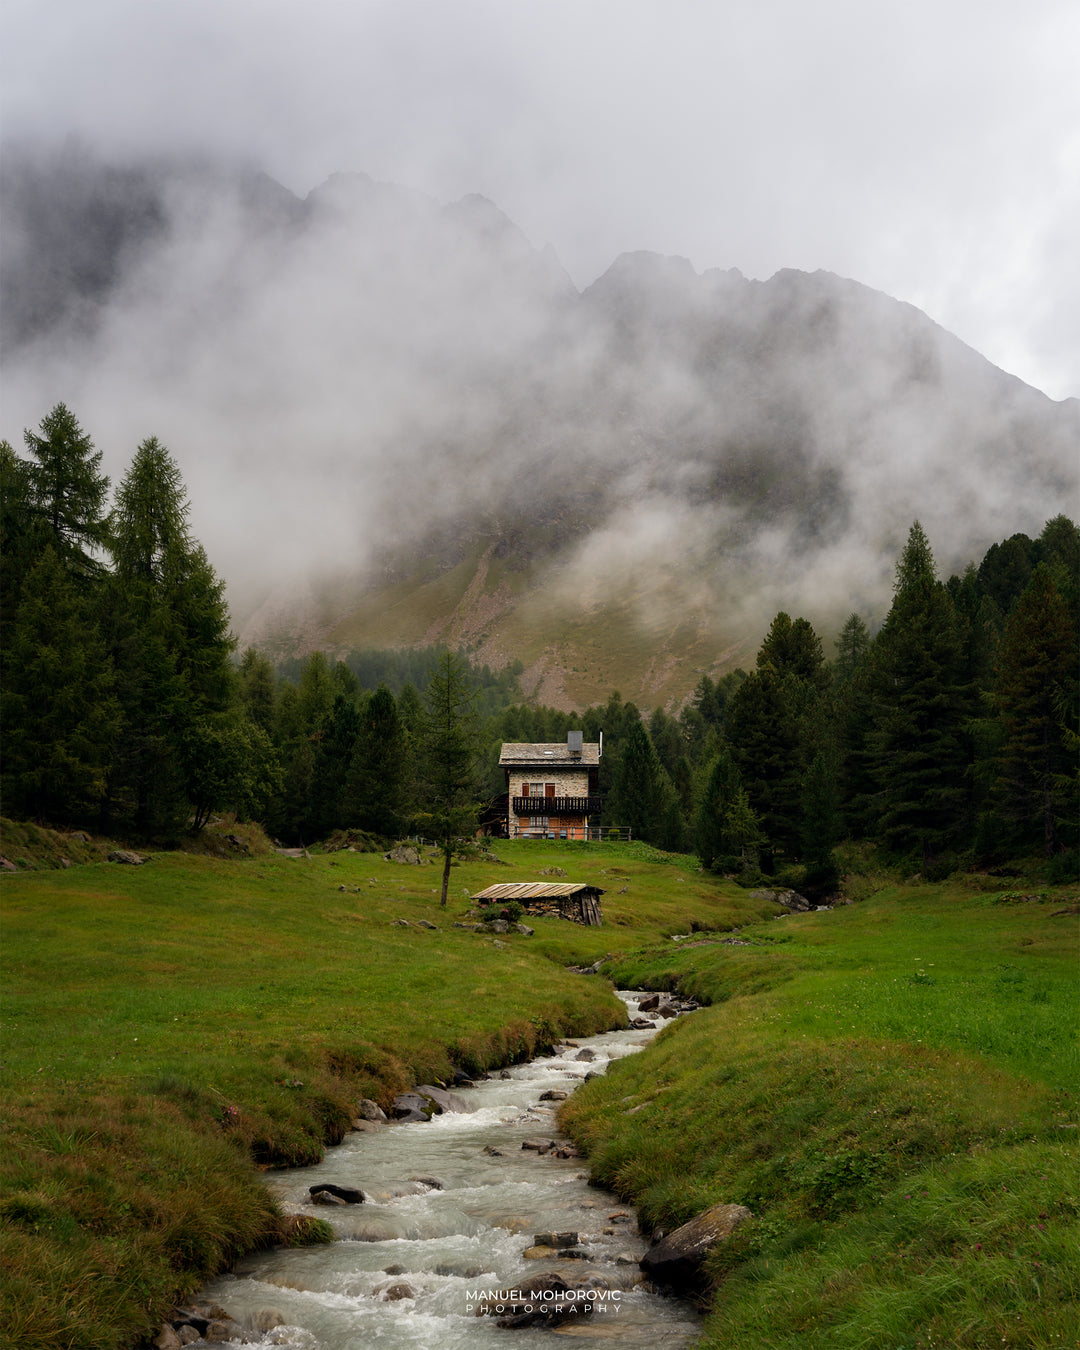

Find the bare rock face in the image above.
[
  {"left": 384, "top": 844, "right": 423, "bottom": 864},
  {"left": 639, "top": 1202, "right": 753, "bottom": 1289},
  {"left": 749, "top": 887, "right": 811, "bottom": 911}
]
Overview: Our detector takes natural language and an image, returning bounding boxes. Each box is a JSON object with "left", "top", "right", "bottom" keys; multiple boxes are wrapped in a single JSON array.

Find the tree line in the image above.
[
  {"left": 2, "top": 405, "right": 1076, "bottom": 885},
  {"left": 500, "top": 515, "right": 1076, "bottom": 885},
  {"left": 0, "top": 406, "right": 479, "bottom": 859}
]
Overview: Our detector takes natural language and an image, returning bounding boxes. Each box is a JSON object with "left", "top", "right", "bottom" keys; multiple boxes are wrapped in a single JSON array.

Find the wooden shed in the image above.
[{"left": 472, "top": 881, "right": 604, "bottom": 927}]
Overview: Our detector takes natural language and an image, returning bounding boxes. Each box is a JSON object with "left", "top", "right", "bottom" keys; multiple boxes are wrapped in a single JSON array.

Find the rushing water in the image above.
[{"left": 197, "top": 992, "right": 702, "bottom": 1348}]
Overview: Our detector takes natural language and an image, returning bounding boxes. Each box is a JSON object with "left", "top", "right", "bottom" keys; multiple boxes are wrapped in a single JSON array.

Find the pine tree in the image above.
[
  {"left": 1, "top": 546, "right": 119, "bottom": 821},
  {"left": 417, "top": 653, "right": 481, "bottom": 906},
  {"left": 725, "top": 667, "right": 802, "bottom": 868},
  {"left": 607, "top": 712, "right": 676, "bottom": 845},
  {"left": 22, "top": 404, "right": 110, "bottom": 580},
  {"left": 310, "top": 694, "right": 362, "bottom": 835},
  {"left": 867, "top": 522, "right": 972, "bottom": 863},
  {"left": 993, "top": 566, "right": 1077, "bottom": 855},
  {"left": 107, "top": 438, "right": 234, "bottom": 835},
  {"left": 834, "top": 613, "right": 871, "bottom": 684},
  {"left": 346, "top": 686, "right": 411, "bottom": 836},
  {"left": 238, "top": 648, "right": 277, "bottom": 734},
  {"left": 757, "top": 612, "right": 826, "bottom": 686},
  {"left": 694, "top": 747, "right": 742, "bottom": 871},
  {"left": 1, "top": 442, "right": 43, "bottom": 635}
]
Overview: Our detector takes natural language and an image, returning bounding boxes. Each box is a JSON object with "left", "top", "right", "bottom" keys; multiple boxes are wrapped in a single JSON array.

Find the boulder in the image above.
[
  {"left": 435, "top": 1262, "right": 490, "bottom": 1278},
  {"left": 534, "top": 1231, "right": 579, "bottom": 1248},
  {"left": 356, "top": 1098, "right": 387, "bottom": 1123},
  {"left": 630, "top": 1017, "right": 655, "bottom": 1029},
  {"left": 108, "top": 849, "right": 145, "bottom": 865},
  {"left": 204, "top": 1319, "right": 244, "bottom": 1343},
  {"left": 308, "top": 1183, "right": 363, "bottom": 1204},
  {"left": 375, "top": 1279, "right": 418, "bottom": 1301},
  {"left": 574, "top": 1048, "right": 597, "bottom": 1062},
  {"left": 639, "top": 1202, "right": 752, "bottom": 1289},
  {"left": 474, "top": 1272, "right": 597, "bottom": 1328},
  {"left": 514, "top": 922, "right": 535, "bottom": 936},
  {"left": 310, "top": 1188, "right": 348, "bottom": 1206},
  {"left": 749, "top": 887, "right": 811, "bottom": 911},
  {"left": 539, "top": 1089, "right": 568, "bottom": 1101},
  {"left": 637, "top": 994, "right": 661, "bottom": 1012},
  {"left": 539, "top": 866, "right": 568, "bottom": 877},
  {"left": 384, "top": 844, "right": 423, "bottom": 864},
  {"left": 521, "top": 1137, "right": 555, "bottom": 1153},
  {"left": 247, "top": 1309, "right": 286, "bottom": 1333},
  {"left": 416, "top": 1084, "right": 468, "bottom": 1113},
  {"left": 154, "top": 1326, "right": 182, "bottom": 1350}
]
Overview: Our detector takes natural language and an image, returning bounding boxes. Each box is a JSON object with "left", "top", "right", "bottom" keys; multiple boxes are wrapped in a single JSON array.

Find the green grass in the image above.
[
  {"left": 0, "top": 836, "right": 771, "bottom": 1349},
  {"left": 559, "top": 876, "right": 1080, "bottom": 1348},
  {"left": 5, "top": 838, "right": 1077, "bottom": 1348}
]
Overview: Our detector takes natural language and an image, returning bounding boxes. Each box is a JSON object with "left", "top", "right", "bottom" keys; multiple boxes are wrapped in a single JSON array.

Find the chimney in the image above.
[{"left": 567, "top": 730, "right": 583, "bottom": 758}]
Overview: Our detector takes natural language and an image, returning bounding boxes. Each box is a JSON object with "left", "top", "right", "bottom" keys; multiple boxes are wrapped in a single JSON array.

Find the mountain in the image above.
[{"left": 3, "top": 143, "right": 1076, "bottom": 708}]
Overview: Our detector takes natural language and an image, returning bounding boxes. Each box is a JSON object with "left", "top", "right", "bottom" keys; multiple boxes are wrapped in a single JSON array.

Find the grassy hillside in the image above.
[
  {"left": 561, "top": 876, "right": 1079, "bottom": 1348},
  {"left": 269, "top": 532, "right": 751, "bottom": 711},
  {"left": 0, "top": 838, "right": 772, "bottom": 1349}
]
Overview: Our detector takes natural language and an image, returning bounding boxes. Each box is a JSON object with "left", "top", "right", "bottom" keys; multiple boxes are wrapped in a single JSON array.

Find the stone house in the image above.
[{"left": 499, "top": 733, "right": 602, "bottom": 840}]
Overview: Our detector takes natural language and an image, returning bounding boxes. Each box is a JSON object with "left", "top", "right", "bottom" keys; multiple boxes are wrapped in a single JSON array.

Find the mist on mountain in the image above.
[{"left": 2, "top": 140, "right": 1076, "bottom": 669}]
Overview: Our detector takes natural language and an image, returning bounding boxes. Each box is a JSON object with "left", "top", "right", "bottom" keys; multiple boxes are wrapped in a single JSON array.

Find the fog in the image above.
[
  {"left": 2, "top": 144, "right": 1075, "bottom": 662},
  {"left": 3, "top": 0, "right": 1077, "bottom": 399},
  {"left": 1, "top": 0, "right": 1077, "bottom": 661}
]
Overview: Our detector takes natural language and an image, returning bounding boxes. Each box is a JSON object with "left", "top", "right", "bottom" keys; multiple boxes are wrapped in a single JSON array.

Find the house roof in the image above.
[
  {"left": 499, "top": 741, "right": 600, "bottom": 767},
  {"left": 472, "top": 881, "right": 605, "bottom": 901}
]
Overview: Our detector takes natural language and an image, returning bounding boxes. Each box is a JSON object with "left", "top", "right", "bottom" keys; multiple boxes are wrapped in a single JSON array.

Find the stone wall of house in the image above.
[{"left": 508, "top": 768, "right": 591, "bottom": 798}]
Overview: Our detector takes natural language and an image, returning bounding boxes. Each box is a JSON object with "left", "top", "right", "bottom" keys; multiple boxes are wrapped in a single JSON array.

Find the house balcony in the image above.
[{"left": 512, "top": 796, "right": 603, "bottom": 815}]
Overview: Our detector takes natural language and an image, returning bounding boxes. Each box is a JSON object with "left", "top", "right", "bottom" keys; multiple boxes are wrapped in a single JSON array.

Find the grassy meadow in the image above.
[
  {"left": 0, "top": 832, "right": 776, "bottom": 1349},
  {"left": 561, "top": 876, "right": 1080, "bottom": 1349}
]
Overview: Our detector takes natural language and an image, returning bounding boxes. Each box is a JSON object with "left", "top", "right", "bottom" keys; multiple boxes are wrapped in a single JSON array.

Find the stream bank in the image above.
[{"left": 182, "top": 992, "right": 701, "bottom": 1348}]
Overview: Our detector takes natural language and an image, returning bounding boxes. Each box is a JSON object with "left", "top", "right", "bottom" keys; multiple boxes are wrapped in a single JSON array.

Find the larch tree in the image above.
[
  {"left": 417, "top": 652, "right": 482, "bottom": 906},
  {"left": 107, "top": 437, "right": 235, "bottom": 835},
  {"left": 22, "top": 403, "right": 110, "bottom": 580}
]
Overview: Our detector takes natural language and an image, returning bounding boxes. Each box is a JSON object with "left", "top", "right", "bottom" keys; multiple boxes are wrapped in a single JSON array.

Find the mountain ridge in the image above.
[{"left": 3, "top": 142, "right": 1076, "bottom": 706}]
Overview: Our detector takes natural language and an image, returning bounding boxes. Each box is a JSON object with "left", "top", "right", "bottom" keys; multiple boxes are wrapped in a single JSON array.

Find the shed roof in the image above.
[
  {"left": 499, "top": 741, "right": 600, "bottom": 767},
  {"left": 472, "top": 881, "right": 605, "bottom": 901}
]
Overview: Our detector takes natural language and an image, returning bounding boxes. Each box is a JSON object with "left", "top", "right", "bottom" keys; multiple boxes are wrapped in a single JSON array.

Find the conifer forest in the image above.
[{"left": 2, "top": 404, "right": 1076, "bottom": 887}]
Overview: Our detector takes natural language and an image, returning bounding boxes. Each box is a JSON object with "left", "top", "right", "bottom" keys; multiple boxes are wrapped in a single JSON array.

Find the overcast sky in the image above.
[{"left": 2, "top": 0, "right": 1077, "bottom": 400}]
